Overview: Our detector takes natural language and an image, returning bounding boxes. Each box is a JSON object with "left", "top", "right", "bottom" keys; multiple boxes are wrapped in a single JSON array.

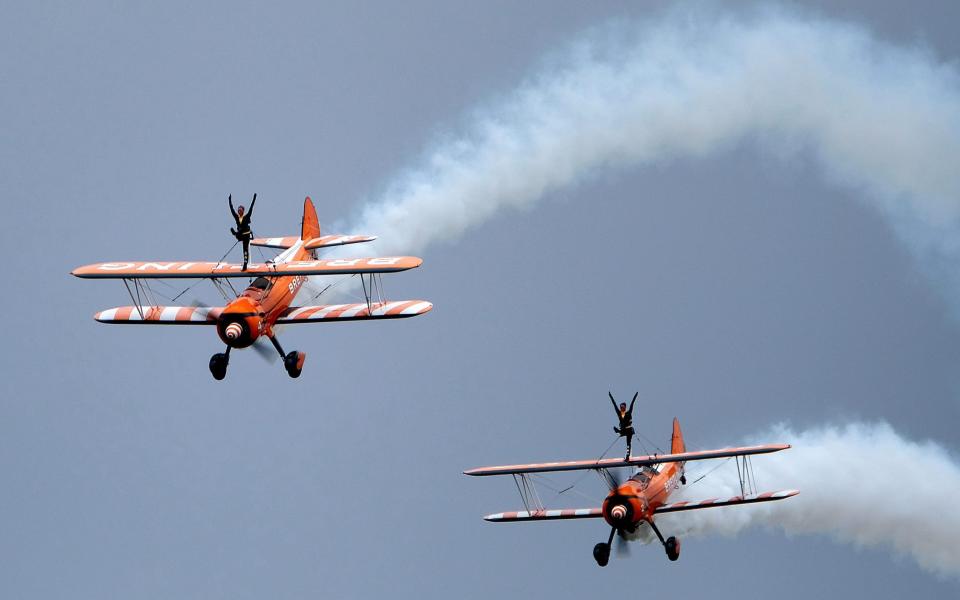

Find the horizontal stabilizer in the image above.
[
  {"left": 250, "top": 236, "right": 300, "bottom": 249},
  {"left": 277, "top": 301, "right": 432, "bottom": 323},
  {"left": 484, "top": 508, "right": 603, "bottom": 522},
  {"left": 95, "top": 305, "right": 222, "bottom": 324},
  {"left": 654, "top": 489, "right": 799, "bottom": 514},
  {"left": 304, "top": 235, "right": 377, "bottom": 250},
  {"left": 250, "top": 235, "right": 377, "bottom": 250},
  {"left": 464, "top": 444, "right": 791, "bottom": 477},
  {"left": 72, "top": 257, "right": 422, "bottom": 279}
]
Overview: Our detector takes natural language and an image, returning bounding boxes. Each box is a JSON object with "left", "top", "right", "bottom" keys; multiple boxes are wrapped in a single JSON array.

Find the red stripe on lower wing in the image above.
[{"left": 385, "top": 301, "right": 417, "bottom": 315}]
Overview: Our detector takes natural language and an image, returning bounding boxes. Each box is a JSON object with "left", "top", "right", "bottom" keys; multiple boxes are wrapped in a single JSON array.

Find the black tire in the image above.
[
  {"left": 665, "top": 536, "right": 680, "bottom": 561},
  {"left": 284, "top": 351, "right": 303, "bottom": 378},
  {"left": 593, "top": 543, "right": 610, "bottom": 567},
  {"left": 209, "top": 353, "right": 227, "bottom": 380}
]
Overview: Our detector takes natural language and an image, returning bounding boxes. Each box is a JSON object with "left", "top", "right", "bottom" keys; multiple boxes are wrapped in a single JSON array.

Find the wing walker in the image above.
[
  {"left": 72, "top": 197, "right": 432, "bottom": 379},
  {"left": 466, "top": 401, "right": 797, "bottom": 567}
]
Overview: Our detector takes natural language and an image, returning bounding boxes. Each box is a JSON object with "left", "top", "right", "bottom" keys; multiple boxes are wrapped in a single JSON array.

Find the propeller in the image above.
[
  {"left": 614, "top": 530, "right": 631, "bottom": 557},
  {"left": 250, "top": 337, "right": 279, "bottom": 364},
  {"left": 603, "top": 467, "right": 625, "bottom": 491}
]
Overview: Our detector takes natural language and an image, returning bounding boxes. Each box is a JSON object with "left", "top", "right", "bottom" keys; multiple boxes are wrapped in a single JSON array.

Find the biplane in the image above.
[
  {"left": 465, "top": 417, "right": 797, "bottom": 567},
  {"left": 72, "top": 197, "right": 432, "bottom": 379}
]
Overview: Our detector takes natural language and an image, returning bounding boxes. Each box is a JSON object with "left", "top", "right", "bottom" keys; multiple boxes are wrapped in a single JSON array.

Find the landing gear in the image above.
[
  {"left": 665, "top": 536, "right": 680, "bottom": 561},
  {"left": 209, "top": 346, "right": 231, "bottom": 380},
  {"left": 284, "top": 350, "right": 306, "bottom": 378},
  {"left": 649, "top": 520, "right": 681, "bottom": 562},
  {"left": 268, "top": 334, "right": 306, "bottom": 378},
  {"left": 680, "top": 475, "right": 687, "bottom": 485},
  {"left": 593, "top": 543, "right": 610, "bottom": 567},
  {"left": 593, "top": 527, "right": 616, "bottom": 567}
]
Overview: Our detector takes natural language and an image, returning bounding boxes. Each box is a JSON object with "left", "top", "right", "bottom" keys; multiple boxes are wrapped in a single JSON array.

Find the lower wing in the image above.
[
  {"left": 480, "top": 490, "right": 798, "bottom": 523},
  {"left": 277, "top": 301, "right": 432, "bottom": 323},
  {"left": 654, "top": 489, "right": 799, "bottom": 513},
  {"left": 94, "top": 306, "right": 222, "bottom": 324},
  {"left": 90, "top": 302, "right": 432, "bottom": 324},
  {"left": 484, "top": 508, "right": 603, "bottom": 522}
]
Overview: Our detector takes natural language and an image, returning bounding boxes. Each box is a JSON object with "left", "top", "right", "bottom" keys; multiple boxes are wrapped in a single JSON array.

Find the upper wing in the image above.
[
  {"left": 483, "top": 508, "right": 603, "bottom": 523},
  {"left": 277, "top": 300, "right": 432, "bottom": 323},
  {"left": 463, "top": 444, "right": 791, "bottom": 477},
  {"left": 94, "top": 305, "right": 222, "bottom": 324},
  {"left": 250, "top": 235, "right": 377, "bottom": 250},
  {"left": 72, "top": 257, "right": 422, "bottom": 279},
  {"left": 654, "top": 489, "right": 799, "bottom": 514}
]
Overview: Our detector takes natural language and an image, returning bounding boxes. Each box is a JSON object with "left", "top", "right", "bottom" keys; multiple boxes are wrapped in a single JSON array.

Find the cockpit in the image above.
[
  {"left": 240, "top": 276, "right": 272, "bottom": 302},
  {"left": 630, "top": 465, "right": 659, "bottom": 489},
  {"left": 249, "top": 277, "right": 271, "bottom": 290}
]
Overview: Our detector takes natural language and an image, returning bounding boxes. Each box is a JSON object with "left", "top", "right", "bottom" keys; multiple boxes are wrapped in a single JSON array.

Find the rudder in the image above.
[
  {"left": 301, "top": 196, "right": 320, "bottom": 241},
  {"left": 671, "top": 417, "right": 686, "bottom": 454}
]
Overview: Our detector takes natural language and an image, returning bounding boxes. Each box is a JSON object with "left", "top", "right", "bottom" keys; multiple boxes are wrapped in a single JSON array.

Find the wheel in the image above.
[
  {"left": 592, "top": 542, "right": 610, "bottom": 567},
  {"left": 284, "top": 351, "right": 305, "bottom": 378},
  {"left": 665, "top": 536, "right": 680, "bottom": 561},
  {"left": 680, "top": 475, "right": 687, "bottom": 485},
  {"left": 209, "top": 353, "right": 228, "bottom": 380}
]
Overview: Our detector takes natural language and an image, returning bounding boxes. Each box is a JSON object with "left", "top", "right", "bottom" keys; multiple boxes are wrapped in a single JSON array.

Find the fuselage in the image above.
[
  {"left": 602, "top": 461, "right": 684, "bottom": 531},
  {"left": 216, "top": 241, "right": 313, "bottom": 347}
]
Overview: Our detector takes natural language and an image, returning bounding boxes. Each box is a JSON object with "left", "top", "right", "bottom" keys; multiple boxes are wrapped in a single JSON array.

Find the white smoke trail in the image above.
[
  {"left": 305, "top": 9, "right": 960, "bottom": 578},
  {"left": 323, "top": 8, "right": 960, "bottom": 305},
  {"left": 659, "top": 422, "right": 960, "bottom": 577}
]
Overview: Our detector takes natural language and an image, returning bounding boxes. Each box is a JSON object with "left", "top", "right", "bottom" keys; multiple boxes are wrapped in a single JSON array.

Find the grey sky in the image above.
[{"left": 2, "top": 1, "right": 959, "bottom": 598}]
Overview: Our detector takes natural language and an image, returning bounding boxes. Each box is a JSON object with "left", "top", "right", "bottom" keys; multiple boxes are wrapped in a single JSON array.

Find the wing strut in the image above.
[
  {"left": 122, "top": 277, "right": 164, "bottom": 319},
  {"left": 512, "top": 474, "right": 545, "bottom": 515},
  {"left": 360, "top": 273, "right": 387, "bottom": 313},
  {"left": 735, "top": 454, "right": 759, "bottom": 497},
  {"left": 211, "top": 277, "right": 239, "bottom": 303},
  {"left": 122, "top": 278, "right": 144, "bottom": 319}
]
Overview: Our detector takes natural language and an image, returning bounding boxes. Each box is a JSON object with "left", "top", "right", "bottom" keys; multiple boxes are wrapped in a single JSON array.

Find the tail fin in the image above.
[
  {"left": 671, "top": 418, "right": 686, "bottom": 454},
  {"left": 301, "top": 196, "right": 320, "bottom": 241}
]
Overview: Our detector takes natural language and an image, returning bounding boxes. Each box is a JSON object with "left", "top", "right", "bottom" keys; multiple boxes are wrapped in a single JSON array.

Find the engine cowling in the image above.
[
  {"left": 216, "top": 297, "right": 263, "bottom": 348},
  {"left": 602, "top": 483, "right": 649, "bottom": 529}
]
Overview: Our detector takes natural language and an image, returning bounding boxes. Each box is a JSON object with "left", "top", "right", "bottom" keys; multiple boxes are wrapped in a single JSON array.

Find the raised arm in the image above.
[
  {"left": 228, "top": 194, "right": 238, "bottom": 220},
  {"left": 628, "top": 391, "right": 638, "bottom": 414},
  {"left": 608, "top": 391, "right": 619, "bottom": 413},
  {"left": 247, "top": 193, "right": 257, "bottom": 217}
]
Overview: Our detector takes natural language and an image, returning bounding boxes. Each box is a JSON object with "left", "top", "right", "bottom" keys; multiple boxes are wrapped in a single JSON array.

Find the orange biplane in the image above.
[
  {"left": 72, "top": 197, "right": 432, "bottom": 379},
  {"left": 465, "top": 417, "right": 797, "bottom": 566}
]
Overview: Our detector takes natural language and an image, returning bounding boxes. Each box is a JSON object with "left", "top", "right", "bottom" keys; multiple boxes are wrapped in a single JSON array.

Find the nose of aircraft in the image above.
[
  {"left": 610, "top": 504, "right": 628, "bottom": 520},
  {"left": 224, "top": 322, "right": 243, "bottom": 340}
]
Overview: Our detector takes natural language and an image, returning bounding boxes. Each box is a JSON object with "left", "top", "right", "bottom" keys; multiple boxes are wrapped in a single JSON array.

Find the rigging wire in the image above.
[
  {"left": 309, "top": 273, "right": 360, "bottom": 301},
  {"left": 554, "top": 435, "right": 620, "bottom": 499},
  {"left": 684, "top": 457, "right": 733, "bottom": 489},
  {"left": 638, "top": 431, "right": 664, "bottom": 455},
  {"left": 168, "top": 239, "right": 239, "bottom": 303}
]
